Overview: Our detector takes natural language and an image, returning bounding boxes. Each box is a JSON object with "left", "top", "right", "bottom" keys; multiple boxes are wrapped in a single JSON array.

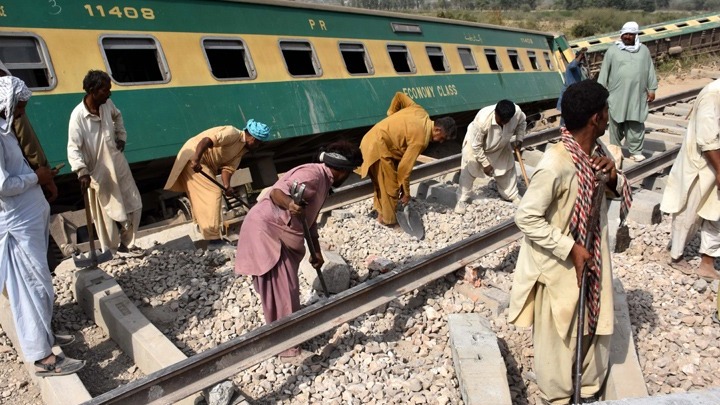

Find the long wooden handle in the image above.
[
  {"left": 82, "top": 187, "right": 98, "bottom": 266},
  {"left": 514, "top": 147, "right": 531, "bottom": 186}
]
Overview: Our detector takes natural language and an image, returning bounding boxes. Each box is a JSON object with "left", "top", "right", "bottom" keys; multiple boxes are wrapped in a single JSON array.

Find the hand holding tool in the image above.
[{"left": 290, "top": 180, "right": 330, "bottom": 297}]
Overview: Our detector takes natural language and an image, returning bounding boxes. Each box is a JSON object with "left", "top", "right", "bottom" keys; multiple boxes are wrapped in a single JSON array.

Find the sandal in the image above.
[
  {"left": 34, "top": 355, "right": 85, "bottom": 377},
  {"left": 53, "top": 334, "right": 76, "bottom": 347}
]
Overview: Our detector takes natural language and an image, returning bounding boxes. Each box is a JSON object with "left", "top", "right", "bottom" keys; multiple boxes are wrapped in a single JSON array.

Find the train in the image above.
[
  {"left": 1, "top": 0, "right": 574, "bottom": 253},
  {"left": 570, "top": 11, "right": 720, "bottom": 75}
]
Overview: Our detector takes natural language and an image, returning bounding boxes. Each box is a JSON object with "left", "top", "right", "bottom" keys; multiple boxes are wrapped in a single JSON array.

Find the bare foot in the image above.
[
  {"left": 696, "top": 255, "right": 720, "bottom": 281},
  {"left": 667, "top": 254, "right": 694, "bottom": 276}
]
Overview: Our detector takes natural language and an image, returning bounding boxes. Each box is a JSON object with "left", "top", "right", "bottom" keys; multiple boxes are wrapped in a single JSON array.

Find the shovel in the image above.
[
  {"left": 72, "top": 188, "right": 113, "bottom": 268},
  {"left": 396, "top": 202, "right": 424, "bottom": 240}
]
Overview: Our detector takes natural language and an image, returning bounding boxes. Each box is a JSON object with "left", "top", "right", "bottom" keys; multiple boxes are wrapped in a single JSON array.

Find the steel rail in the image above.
[
  {"left": 84, "top": 138, "right": 682, "bottom": 405},
  {"left": 85, "top": 220, "right": 522, "bottom": 405},
  {"left": 322, "top": 85, "right": 701, "bottom": 213},
  {"left": 322, "top": 125, "right": 561, "bottom": 213},
  {"left": 84, "top": 88, "right": 698, "bottom": 405}
]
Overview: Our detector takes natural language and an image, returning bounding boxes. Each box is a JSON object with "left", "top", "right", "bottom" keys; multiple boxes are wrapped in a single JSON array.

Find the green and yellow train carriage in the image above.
[
  {"left": 570, "top": 12, "right": 720, "bottom": 76},
  {"left": 1, "top": 0, "right": 569, "bottom": 207}
]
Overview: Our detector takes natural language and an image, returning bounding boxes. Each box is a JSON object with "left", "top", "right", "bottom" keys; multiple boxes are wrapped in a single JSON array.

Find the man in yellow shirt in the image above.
[{"left": 358, "top": 92, "right": 456, "bottom": 226}]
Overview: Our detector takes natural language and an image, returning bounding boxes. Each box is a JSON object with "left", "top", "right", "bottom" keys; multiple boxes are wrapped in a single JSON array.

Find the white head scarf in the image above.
[
  {"left": 616, "top": 21, "right": 641, "bottom": 53},
  {"left": 0, "top": 76, "right": 32, "bottom": 136}
]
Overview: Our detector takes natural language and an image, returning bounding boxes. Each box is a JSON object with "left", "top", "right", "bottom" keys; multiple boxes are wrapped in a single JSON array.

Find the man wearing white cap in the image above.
[
  {"left": 164, "top": 119, "right": 270, "bottom": 248},
  {"left": 597, "top": 21, "right": 658, "bottom": 163}
]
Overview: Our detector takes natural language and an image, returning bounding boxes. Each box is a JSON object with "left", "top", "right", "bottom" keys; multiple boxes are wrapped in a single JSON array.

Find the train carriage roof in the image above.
[
  {"left": 570, "top": 11, "right": 720, "bottom": 53},
  {"left": 161, "top": 0, "right": 561, "bottom": 39}
]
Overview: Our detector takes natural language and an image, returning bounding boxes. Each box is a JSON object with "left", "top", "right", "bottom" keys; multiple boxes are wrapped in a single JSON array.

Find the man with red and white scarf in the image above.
[{"left": 508, "top": 80, "right": 632, "bottom": 404}]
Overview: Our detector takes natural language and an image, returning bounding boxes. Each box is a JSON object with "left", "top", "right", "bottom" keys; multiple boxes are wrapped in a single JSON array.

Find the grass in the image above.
[{"left": 655, "top": 53, "right": 720, "bottom": 76}]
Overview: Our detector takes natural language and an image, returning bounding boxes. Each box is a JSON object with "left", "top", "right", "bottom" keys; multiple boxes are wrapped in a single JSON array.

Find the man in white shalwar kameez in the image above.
[
  {"left": 597, "top": 21, "right": 658, "bottom": 163},
  {"left": 455, "top": 100, "right": 526, "bottom": 214},
  {"left": 67, "top": 70, "right": 142, "bottom": 253},
  {"left": 660, "top": 79, "right": 720, "bottom": 281},
  {"left": 0, "top": 76, "right": 84, "bottom": 376},
  {"left": 509, "top": 80, "right": 632, "bottom": 404}
]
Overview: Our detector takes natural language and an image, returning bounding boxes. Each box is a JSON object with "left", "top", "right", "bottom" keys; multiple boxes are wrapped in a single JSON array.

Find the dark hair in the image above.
[
  {"left": 434, "top": 116, "right": 457, "bottom": 140},
  {"left": 82, "top": 70, "right": 111, "bottom": 94},
  {"left": 561, "top": 80, "right": 609, "bottom": 131},
  {"left": 320, "top": 140, "right": 363, "bottom": 171},
  {"left": 495, "top": 100, "right": 516, "bottom": 122}
]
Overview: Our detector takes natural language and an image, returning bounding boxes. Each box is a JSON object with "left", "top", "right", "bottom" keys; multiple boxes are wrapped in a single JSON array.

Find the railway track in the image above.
[{"left": 64, "top": 85, "right": 705, "bottom": 405}]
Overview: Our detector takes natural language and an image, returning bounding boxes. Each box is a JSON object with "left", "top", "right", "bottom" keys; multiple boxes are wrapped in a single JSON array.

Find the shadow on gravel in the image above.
[
  {"left": 52, "top": 301, "right": 138, "bottom": 396},
  {"left": 498, "top": 337, "right": 529, "bottom": 405},
  {"left": 625, "top": 288, "right": 658, "bottom": 334}
]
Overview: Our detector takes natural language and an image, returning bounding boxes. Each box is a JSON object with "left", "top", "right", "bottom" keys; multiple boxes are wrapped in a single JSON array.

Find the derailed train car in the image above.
[
  {"left": 570, "top": 11, "right": 720, "bottom": 76},
  {"left": 0, "top": 0, "right": 571, "bottom": 250}
]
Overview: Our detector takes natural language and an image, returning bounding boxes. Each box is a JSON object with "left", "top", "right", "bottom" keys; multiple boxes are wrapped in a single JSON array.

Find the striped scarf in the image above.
[{"left": 561, "top": 128, "right": 632, "bottom": 335}]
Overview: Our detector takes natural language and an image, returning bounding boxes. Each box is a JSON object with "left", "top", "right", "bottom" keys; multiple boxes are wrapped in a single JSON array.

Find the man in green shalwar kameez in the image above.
[{"left": 597, "top": 21, "right": 658, "bottom": 163}]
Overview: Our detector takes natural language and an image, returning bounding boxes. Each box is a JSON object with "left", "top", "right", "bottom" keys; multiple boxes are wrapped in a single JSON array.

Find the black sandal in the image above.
[
  {"left": 34, "top": 355, "right": 85, "bottom": 377},
  {"left": 53, "top": 334, "right": 76, "bottom": 347}
]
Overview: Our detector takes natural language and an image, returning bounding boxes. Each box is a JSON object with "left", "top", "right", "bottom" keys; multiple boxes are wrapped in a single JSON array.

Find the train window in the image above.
[
  {"left": 527, "top": 51, "right": 541, "bottom": 70},
  {"left": 339, "top": 42, "right": 374, "bottom": 75},
  {"left": 457, "top": 47, "right": 478, "bottom": 72},
  {"left": 425, "top": 46, "right": 449, "bottom": 73},
  {"left": 543, "top": 52, "right": 553, "bottom": 70},
  {"left": 698, "top": 18, "right": 710, "bottom": 23},
  {"left": 391, "top": 23, "right": 422, "bottom": 34},
  {"left": 676, "top": 23, "right": 688, "bottom": 28},
  {"left": 101, "top": 36, "right": 170, "bottom": 85},
  {"left": 484, "top": 49, "right": 502, "bottom": 71},
  {"left": 589, "top": 40, "right": 600, "bottom": 45},
  {"left": 0, "top": 34, "right": 55, "bottom": 91},
  {"left": 508, "top": 49, "right": 524, "bottom": 71},
  {"left": 387, "top": 44, "right": 416, "bottom": 74},
  {"left": 655, "top": 27, "right": 667, "bottom": 32},
  {"left": 279, "top": 40, "right": 322, "bottom": 77},
  {"left": 202, "top": 38, "right": 256, "bottom": 81}
]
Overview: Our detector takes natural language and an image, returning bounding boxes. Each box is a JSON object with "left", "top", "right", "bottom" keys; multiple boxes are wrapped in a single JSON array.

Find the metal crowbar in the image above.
[
  {"left": 290, "top": 180, "right": 330, "bottom": 297},
  {"left": 196, "top": 170, "right": 251, "bottom": 210}
]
